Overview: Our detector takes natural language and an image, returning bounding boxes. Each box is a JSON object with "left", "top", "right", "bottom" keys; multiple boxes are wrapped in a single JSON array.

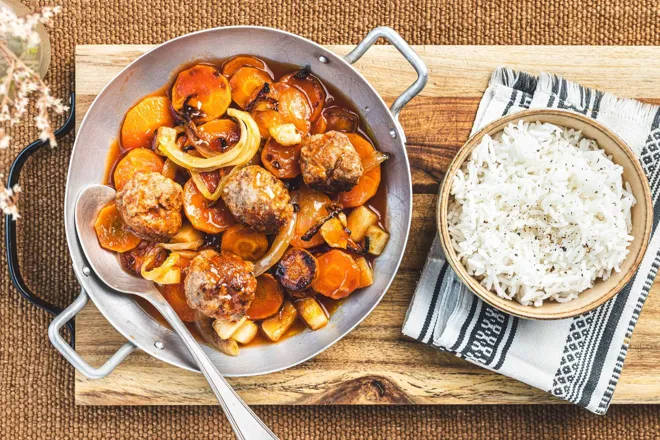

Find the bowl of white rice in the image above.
[{"left": 437, "top": 109, "right": 652, "bottom": 320}]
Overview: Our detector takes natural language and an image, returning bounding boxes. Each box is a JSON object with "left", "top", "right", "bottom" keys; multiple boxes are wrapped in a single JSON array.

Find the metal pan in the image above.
[{"left": 50, "top": 26, "right": 427, "bottom": 378}]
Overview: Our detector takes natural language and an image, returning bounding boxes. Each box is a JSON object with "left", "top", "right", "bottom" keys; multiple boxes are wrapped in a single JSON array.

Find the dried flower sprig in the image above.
[{"left": 0, "top": 5, "right": 65, "bottom": 219}]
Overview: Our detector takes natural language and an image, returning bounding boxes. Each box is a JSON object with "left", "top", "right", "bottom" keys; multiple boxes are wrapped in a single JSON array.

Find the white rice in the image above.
[{"left": 448, "top": 120, "right": 636, "bottom": 306}]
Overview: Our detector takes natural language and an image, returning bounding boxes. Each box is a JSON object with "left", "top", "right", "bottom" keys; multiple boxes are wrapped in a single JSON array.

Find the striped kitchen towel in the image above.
[{"left": 402, "top": 67, "right": 660, "bottom": 414}]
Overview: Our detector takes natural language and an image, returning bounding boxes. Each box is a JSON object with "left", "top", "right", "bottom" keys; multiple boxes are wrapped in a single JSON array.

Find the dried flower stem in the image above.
[{"left": 0, "top": 5, "right": 65, "bottom": 219}]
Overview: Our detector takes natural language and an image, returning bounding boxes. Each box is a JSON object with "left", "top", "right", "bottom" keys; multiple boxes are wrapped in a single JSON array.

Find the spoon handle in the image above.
[{"left": 149, "top": 294, "right": 278, "bottom": 440}]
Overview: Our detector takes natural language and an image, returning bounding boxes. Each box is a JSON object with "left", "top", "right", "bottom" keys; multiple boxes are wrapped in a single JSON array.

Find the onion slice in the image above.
[
  {"left": 361, "top": 150, "right": 390, "bottom": 173},
  {"left": 155, "top": 108, "right": 261, "bottom": 172},
  {"left": 190, "top": 170, "right": 225, "bottom": 201},
  {"left": 141, "top": 250, "right": 181, "bottom": 284},
  {"left": 253, "top": 210, "right": 297, "bottom": 276},
  {"left": 158, "top": 240, "right": 204, "bottom": 251}
]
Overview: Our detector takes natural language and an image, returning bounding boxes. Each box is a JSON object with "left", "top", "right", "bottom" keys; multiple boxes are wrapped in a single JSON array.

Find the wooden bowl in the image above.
[{"left": 437, "top": 109, "right": 653, "bottom": 320}]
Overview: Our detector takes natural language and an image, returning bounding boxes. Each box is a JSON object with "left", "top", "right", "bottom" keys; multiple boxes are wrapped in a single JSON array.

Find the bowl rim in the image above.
[{"left": 436, "top": 108, "right": 653, "bottom": 320}]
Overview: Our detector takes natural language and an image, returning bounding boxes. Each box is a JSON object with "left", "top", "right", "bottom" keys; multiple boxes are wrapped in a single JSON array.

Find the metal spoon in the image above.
[{"left": 75, "top": 184, "right": 278, "bottom": 440}]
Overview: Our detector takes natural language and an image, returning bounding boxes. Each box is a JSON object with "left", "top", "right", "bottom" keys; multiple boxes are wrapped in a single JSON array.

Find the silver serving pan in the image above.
[{"left": 49, "top": 26, "right": 427, "bottom": 378}]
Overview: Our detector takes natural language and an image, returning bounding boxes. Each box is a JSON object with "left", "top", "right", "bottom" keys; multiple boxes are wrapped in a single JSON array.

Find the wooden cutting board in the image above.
[{"left": 74, "top": 44, "right": 660, "bottom": 405}]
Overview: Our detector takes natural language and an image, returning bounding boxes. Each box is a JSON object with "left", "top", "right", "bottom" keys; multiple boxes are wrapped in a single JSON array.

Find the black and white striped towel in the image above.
[{"left": 402, "top": 67, "right": 660, "bottom": 414}]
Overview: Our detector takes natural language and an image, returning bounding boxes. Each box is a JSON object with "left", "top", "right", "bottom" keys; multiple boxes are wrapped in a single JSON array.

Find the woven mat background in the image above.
[{"left": 2, "top": 1, "right": 660, "bottom": 438}]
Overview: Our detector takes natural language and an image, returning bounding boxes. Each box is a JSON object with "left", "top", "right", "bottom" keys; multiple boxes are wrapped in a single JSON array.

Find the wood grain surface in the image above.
[{"left": 74, "top": 45, "right": 660, "bottom": 405}]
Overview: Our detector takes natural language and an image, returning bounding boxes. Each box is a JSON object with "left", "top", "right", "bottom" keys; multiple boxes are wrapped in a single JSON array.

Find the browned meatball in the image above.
[
  {"left": 184, "top": 249, "right": 257, "bottom": 321},
  {"left": 300, "top": 131, "right": 363, "bottom": 193},
  {"left": 116, "top": 172, "right": 183, "bottom": 241},
  {"left": 221, "top": 165, "right": 293, "bottom": 234}
]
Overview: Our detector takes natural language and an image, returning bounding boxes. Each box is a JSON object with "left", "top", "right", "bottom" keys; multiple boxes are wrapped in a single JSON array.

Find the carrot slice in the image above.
[
  {"left": 113, "top": 148, "right": 164, "bottom": 191},
  {"left": 94, "top": 202, "right": 141, "bottom": 252},
  {"left": 171, "top": 64, "right": 231, "bottom": 122},
  {"left": 182, "top": 179, "right": 235, "bottom": 234},
  {"left": 161, "top": 282, "right": 196, "bottom": 323},
  {"left": 311, "top": 250, "right": 361, "bottom": 299},
  {"left": 337, "top": 133, "right": 381, "bottom": 208},
  {"left": 247, "top": 274, "right": 284, "bottom": 320},
  {"left": 322, "top": 107, "right": 359, "bottom": 133},
  {"left": 261, "top": 137, "right": 302, "bottom": 179},
  {"left": 290, "top": 186, "right": 331, "bottom": 248},
  {"left": 220, "top": 224, "right": 269, "bottom": 261},
  {"left": 229, "top": 67, "right": 272, "bottom": 110},
  {"left": 280, "top": 69, "right": 327, "bottom": 122},
  {"left": 121, "top": 96, "right": 174, "bottom": 150},
  {"left": 221, "top": 55, "right": 267, "bottom": 78},
  {"left": 275, "top": 83, "right": 311, "bottom": 133}
]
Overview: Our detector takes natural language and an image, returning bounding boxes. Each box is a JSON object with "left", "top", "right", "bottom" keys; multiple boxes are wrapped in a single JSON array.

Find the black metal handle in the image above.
[{"left": 5, "top": 92, "right": 76, "bottom": 345}]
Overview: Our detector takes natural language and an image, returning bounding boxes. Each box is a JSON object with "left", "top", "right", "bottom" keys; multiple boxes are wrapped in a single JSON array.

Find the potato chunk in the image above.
[
  {"left": 355, "top": 257, "right": 374, "bottom": 288},
  {"left": 260, "top": 301, "right": 298, "bottom": 342},
  {"left": 212, "top": 316, "right": 247, "bottom": 340},
  {"left": 231, "top": 320, "right": 259, "bottom": 345},
  {"left": 295, "top": 297, "right": 329, "bottom": 330},
  {"left": 320, "top": 217, "right": 349, "bottom": 249},
  {"left": 364, "top": 225, "right": 390, "bottom": 256},
  {"left": 347, "top": 205, "right": 379, "bottom": 242}
]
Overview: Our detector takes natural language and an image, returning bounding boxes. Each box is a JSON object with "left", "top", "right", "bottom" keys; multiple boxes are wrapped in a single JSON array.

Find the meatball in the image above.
[
  {"left": 116, "top": 172, "right": 184, "bottom": 241},
  {"left": 184, "top": 249, "right": 257, "bottom": 321},
  {"left": 300, "top": 131, "right": 363, "bottom": 193},
  {"left": 221, "top": 165, "right": 293, "bottom": 234}
]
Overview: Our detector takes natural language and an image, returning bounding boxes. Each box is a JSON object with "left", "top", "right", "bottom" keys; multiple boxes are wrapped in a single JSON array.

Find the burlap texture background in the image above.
[{"left": 2, "top": 1, "right": 660, "bottom": 438}]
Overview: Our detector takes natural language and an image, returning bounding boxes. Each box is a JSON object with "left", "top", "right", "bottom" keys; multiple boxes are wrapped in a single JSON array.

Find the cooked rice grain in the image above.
[{"left": 448, "top": 120, "right": 636, "bottom": 306}]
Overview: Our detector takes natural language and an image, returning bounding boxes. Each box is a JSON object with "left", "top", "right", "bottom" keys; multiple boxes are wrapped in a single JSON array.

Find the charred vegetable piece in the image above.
[
  {"left": 275, "top": 247, "right": 318, "bottom": 291},
  {"left": 121, "top": 96, "right": 174, "bottom": 150},
  {"left": 183, "top": 179, "right": 236, "bottom": 234},
  {"left": 295, "top": 297, "right": 329, "bottom": 330},
  {"left": 275, "top": 83, "right": 311, "bottom": 133},
  {"left": 161, "top": 282, "right": 197, "bottom": 322},
  {"left": 220, "top": 223, "right": 269, "bottom": 261},
  {"left": 261, "top": 137, "right": 302, "bottom": 179},
  {"left": 221, "top": 55, "right": 267, "bottom": 78},
  {"left": 320, "top": 217, "right": 350, "bottom": 249},
  {"left": 260, "top": 301, "right": 298, "bottom": 342},
  {"left": 280, "top": 68, "right": 327, "bottom": 122},
  {"left": 286, "top": 288, "right": 316, "bottom": 300},
  {"left": 231, "top": 320, "right": 259, "bottom": 345},
  {"left": 120, "top": 240, "right": 166, "bottom": 276},
  {"left": 322, "top": 107, "right": 359, "bottom": 133},
  {"left": 252, "top": 109, "right": 285, "bottom": 138},
  {"left": 213, "top": 316, "right": 247, "bottom": 340},
  {"left": 346, "top": 205, "right": 379, "bottom": 242},
  {"left": 230, "top": 67, "right": 273, "bottom": 110},
  {"left": 311, "top": 250, "right": 361, "bottom": 299},
  {"left": 171, "top": 64, "right": 231, "bottom": 123},
  {"left": 364, "top": 225, "right": 390, "bottom": 256},
  {"left": 355, "top": 256, "right": 374, "bottom": 288},
  {"left": 337, "top": 133, "right": 382, "bottom": 208},
  {"left": 113, "top": 148, "right": 164, "bottom": 192},
  {"left": 94, "top": 202, "right": 141, "bottom": 252},
  {"left": 247, "top": 274, "right": 285, "bottom": 320},
  {"left": 290, "top": 187, "right": 332, "bottom": 248}
]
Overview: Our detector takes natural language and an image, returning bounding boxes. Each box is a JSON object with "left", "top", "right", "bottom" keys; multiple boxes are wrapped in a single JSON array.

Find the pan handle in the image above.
[
  {"left": 344, "top": 26, "right": 428, "bottom": 120},
  {"left": 48, "top": 289, "right": 137, "bottom": 379},
  {"left": 5, "top": 92, "right": 76, "bottom": 343}
]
